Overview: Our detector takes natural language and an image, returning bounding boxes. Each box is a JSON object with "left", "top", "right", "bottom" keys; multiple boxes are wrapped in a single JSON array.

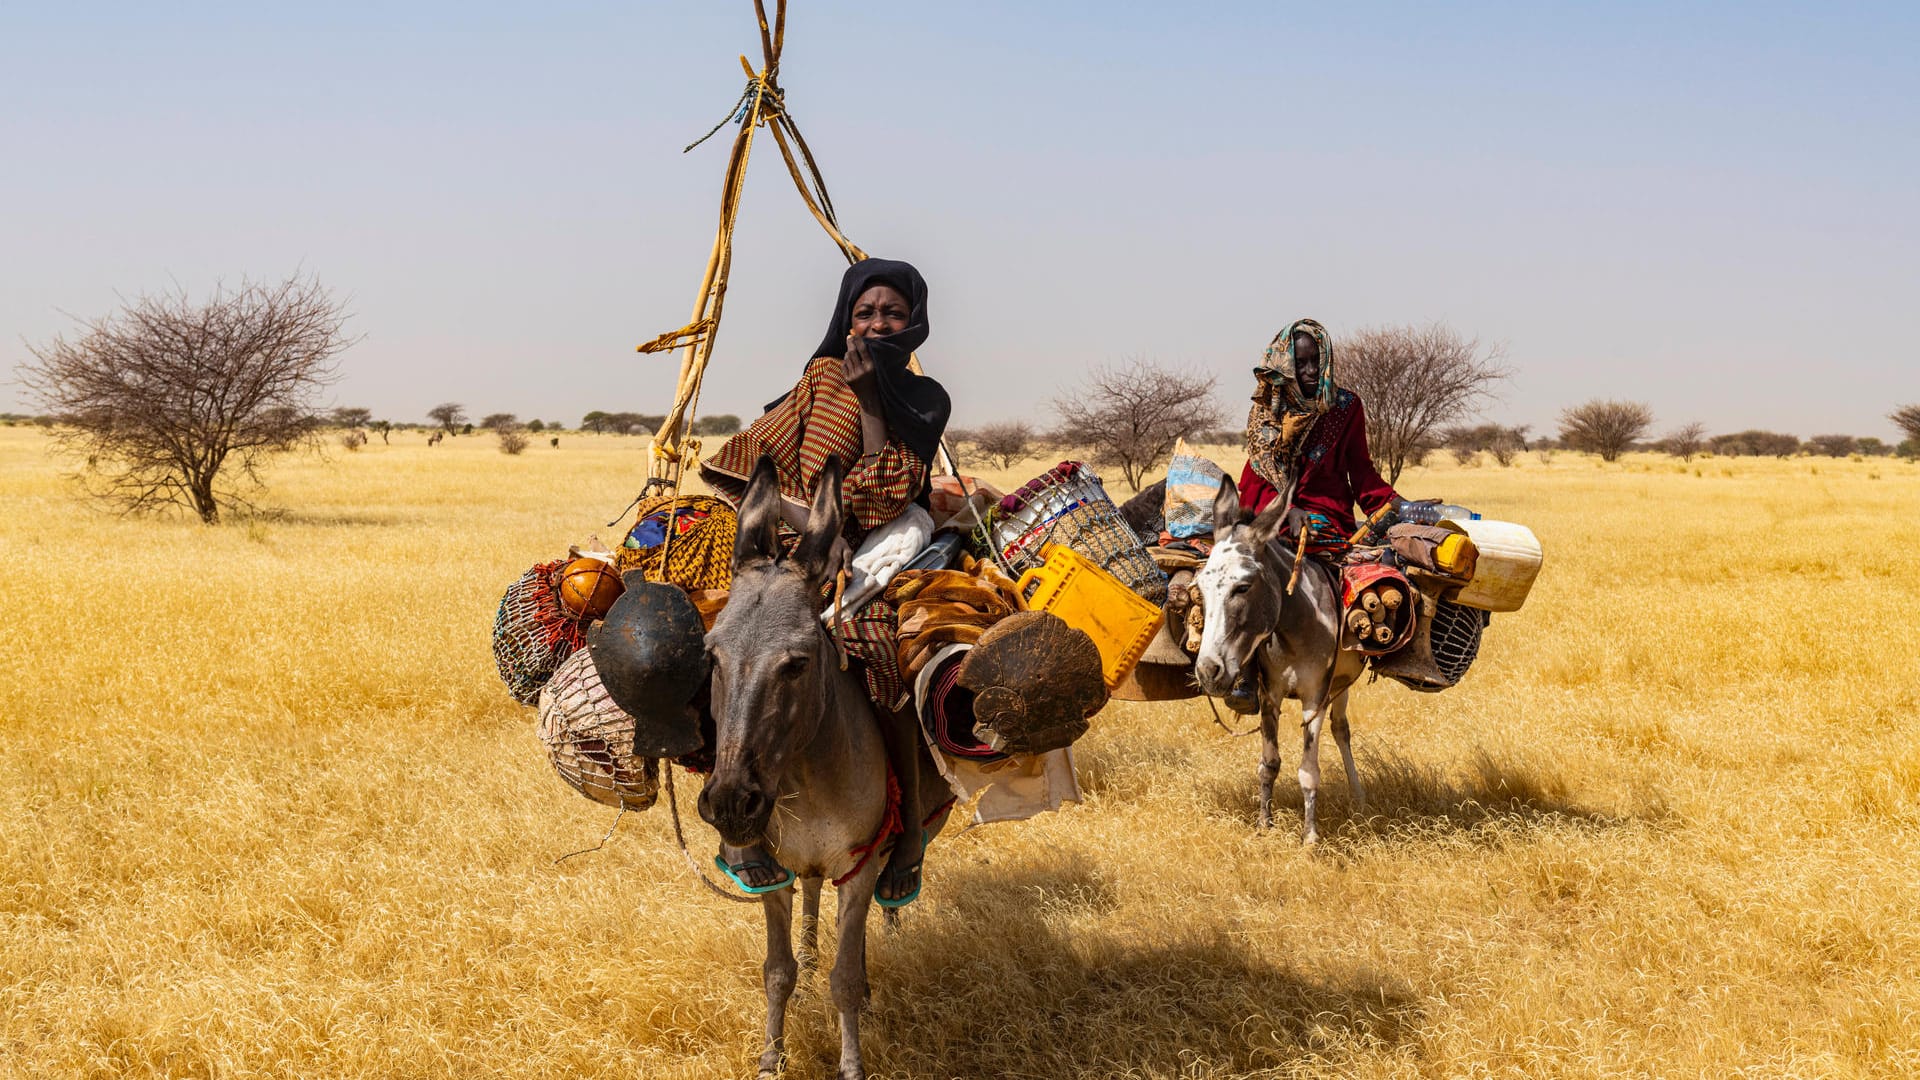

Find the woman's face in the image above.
[
  {"left": 1292, "top": 332, "right": 1321, "bottom": 395},
  {"left": 849, "top": 284, "right": 910, "bottom": 338}
]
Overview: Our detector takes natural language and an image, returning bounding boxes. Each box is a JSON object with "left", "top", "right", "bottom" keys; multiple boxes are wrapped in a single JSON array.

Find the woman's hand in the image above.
[
  {"left": 842, "top": 335, "right": 888, "bottom": 455},
  {"left": 841, "top": 334, "right": 875, "bottom": 386}
]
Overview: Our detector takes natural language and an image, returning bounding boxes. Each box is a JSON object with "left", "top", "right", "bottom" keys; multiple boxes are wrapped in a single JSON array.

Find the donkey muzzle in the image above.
[
  {"left": 698, "top": 777, "right": 773, "bottom": 846},
  {"left": 1194, "top": 655, "right": 1239, "bottom": 697}
]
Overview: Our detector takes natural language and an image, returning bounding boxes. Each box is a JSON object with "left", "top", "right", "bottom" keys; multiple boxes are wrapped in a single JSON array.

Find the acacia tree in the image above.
[
  {"left": 427, "top": 402, "right": 467, "bottom": 434},
  {"left": 1559, "top": 400, "right": 1654, "bottom": 462},
  {"left": 479, "top": 412, "right": 518, "bottom": 431},
  {"left": 1710, "top": 430, "right": 1800, "bottom": 458},
  {"left": 21, "top": 276, "right": 351, "bottom": 523},
  {"left": 1892, "top": 404, "right": 1920, "bottom": 446},
  {"left": 1053, "top": 359, "right": 1222, "bottom": 491},
  {"left": 330, "top": 406, "right": 372, "bottom": 429},
  {"left": 969, "top": 420, "right": 1036, "bottom": 469},
  {"left": 1663, "top": 421, "right": 1708, "bottom": 461},
  {"left": 1337, "top": 323, "right": 1509, "bottom": 485}
]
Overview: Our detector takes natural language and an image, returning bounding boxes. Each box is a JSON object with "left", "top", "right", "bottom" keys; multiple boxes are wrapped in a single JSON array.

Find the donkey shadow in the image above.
[
  {"left": 1200, "top": 745, "right": 1651, "bottom": 844},
  {"left": 776, "top": 859, "right": 1421, "bottom": 1079}
]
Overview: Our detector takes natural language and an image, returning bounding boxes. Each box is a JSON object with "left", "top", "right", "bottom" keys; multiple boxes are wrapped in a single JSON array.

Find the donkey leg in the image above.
[
  {"left": 1256, "top": 699, "right": 1282, "bottom": 830},
  {"left": 1299, "top": 703, "right": 1326, "bottom": 845},
  {"left": 830, "top": 879, "right": 878, "bottom": 1080},
  {"left": 758, "top": 890, "right": 799, "bottom": 1079},
  {"left": 797, "top": 876, "right": 824, "bottom": 975},
  {"left": 1330, "top": 689, "right": 1365, "bottom": 811}
]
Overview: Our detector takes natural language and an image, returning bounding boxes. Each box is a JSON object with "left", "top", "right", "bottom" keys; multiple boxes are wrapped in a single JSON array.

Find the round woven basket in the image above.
[
  {"left": 535, "top": 647, "right": 660, "bottom": 811},
  {"left": 493, "top": 559, "right": 587, "bottom": 705}
]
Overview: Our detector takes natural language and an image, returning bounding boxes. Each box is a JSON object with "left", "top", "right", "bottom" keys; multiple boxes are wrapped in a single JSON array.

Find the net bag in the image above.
[
  {"left": 493, "top": 559, "right": 588, "bottom": 705},
  {"left": 1369, "top": 596, "right": 1486, "bottom": 692},
  {"left": 535, "top": 647, "right": 661, "bottom": 811},
  {"left": 991, "top": 462, "right": 1168, "bottom": 605},
  {"left": 1430, "top": 599, "right": 1487, "bottom": 683}
]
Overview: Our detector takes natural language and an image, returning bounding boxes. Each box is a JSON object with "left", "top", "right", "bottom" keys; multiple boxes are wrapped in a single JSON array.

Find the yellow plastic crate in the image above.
[{"left": 1016, "top": 544, "right": 1166, "bottom": 691}]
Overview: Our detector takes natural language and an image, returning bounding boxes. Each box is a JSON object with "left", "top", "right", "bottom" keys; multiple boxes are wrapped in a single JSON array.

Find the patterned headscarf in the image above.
[{"left": 1245, "top": 318, "right": 1335, "bottom": 492}]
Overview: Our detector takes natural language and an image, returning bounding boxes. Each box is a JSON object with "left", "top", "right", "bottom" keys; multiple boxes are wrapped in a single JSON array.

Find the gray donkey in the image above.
[
  {"left": 1191, "top": 474, "right": 1367, "bottom": 844},
  {"left": 699, "top": 455, "right": 946, "bottom": 1080}
]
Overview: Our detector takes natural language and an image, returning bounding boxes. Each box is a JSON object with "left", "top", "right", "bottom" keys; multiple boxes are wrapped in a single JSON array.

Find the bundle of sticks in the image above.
[{"left": 1344, "top": 584, "right": 1409, "bottom": 649}]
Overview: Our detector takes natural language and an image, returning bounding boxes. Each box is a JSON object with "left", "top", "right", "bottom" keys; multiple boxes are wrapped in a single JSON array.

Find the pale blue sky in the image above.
[{"left": 3, "top": 2, "right": 1914, "bottom": 438}]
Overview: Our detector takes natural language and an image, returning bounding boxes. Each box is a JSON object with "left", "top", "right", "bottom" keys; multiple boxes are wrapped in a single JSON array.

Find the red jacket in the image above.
[{"left": 1238, "top": 390, "right": 1397, "bottom": 536}]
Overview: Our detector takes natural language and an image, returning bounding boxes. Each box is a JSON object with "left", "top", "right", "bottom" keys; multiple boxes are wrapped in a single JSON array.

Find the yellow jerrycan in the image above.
[{"left": 1016, "top": 544, "right": 1165, "bottom": 691}]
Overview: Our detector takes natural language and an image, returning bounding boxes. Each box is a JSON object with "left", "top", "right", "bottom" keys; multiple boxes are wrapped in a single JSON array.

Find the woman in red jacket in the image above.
[
  {"left": 1237, "top": 318, "right": 1398, "bottom": 542},
  {"left": 1225, "top": 319, "right": 1398, "bottom": 713}
]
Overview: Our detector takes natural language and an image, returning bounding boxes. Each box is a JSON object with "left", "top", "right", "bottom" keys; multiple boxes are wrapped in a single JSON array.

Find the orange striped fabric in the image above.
[{"left": 703, "top": 356, "right": 925, "bottom": 536}]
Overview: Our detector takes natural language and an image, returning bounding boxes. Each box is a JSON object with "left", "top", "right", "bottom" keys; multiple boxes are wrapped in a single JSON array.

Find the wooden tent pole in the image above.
[{"left": 639, "top": 0, "right": 959, "bottom": 487}]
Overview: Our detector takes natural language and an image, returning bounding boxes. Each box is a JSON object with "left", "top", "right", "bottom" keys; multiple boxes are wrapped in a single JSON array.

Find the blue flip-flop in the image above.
[
  {"left": 874, "top": 828, "right": 937, "bottom": 909},
  {"left": 873, "top": 861, "right": 922, "bottom": 909},
  {"left": 715, "top": 853, "right": 796, "bottom": 895}
]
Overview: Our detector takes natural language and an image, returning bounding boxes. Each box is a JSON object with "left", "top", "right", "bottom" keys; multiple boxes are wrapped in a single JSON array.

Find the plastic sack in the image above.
[{"left": 1162, "top": 439, "right": 1226, "bottom": 539}]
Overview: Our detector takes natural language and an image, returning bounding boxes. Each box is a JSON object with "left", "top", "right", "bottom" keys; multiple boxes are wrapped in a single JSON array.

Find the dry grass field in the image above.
[{"left": 3, "top": 424, "right": 1918, "bottom": 1079}]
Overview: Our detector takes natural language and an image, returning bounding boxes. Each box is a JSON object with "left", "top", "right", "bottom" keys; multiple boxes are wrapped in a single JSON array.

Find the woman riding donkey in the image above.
[
  {"left": 700, "top": 258, "right": 1092, "bottom": 906},
  {"left": 1223, "top": 318, "right": 1400, "bottom": 712}
]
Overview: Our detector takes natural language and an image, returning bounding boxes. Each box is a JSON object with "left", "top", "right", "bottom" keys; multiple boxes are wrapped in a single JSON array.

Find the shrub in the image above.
[{"left": 1559, "top": 400, "right": 1653, "bottom": 463}]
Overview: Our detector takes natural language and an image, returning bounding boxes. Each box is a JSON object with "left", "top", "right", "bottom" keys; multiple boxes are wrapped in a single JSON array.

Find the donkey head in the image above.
[
  {"left": 1192, "top": 473, "right": 1290, "bottom": 697},
  {"left": 698, "top": 455, "right": 845, "bottom": 847}
]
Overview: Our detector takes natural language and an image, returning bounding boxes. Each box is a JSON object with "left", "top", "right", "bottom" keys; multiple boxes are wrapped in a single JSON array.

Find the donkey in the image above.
[
  {"left": 1191, "top": 474, "right": 1367, "bottom": 844},
  {"left": 699, "top": 455, "right": 945, "bottom": 1080}
]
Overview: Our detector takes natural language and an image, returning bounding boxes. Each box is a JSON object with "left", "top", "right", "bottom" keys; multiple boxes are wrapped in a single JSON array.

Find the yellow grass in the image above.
[{"left": 3, "top": 425, "right": 1918, "bottom": 1079}]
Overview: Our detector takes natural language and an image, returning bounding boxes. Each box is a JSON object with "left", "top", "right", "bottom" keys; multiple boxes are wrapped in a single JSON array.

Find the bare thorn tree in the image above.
[
  {"left": 1663, "top": 421, "right": 1708, "bottom": 462},
  {"left": 968, "top": 420, "right": 1036, "bottom": 470},
  {"left": 427, "top": 403, "right": 467, "bottom": 434},
  {"left": 1337, "top": 323, "right": 1510, "bottom": 485},
  {"left": 496, "top": 424, "right": 530, "bottom": 455},
  {"left": 1892, "top": 404, "right": 1920, "bottom": 445},
  {"left": 21, "top": 276, "right": 351, "bottom": 523},
  {"left": 1560, "top": 400, "right": 1654, "bottom": 463},
  {"left": 1053, "top": 359, "right": 1223, "bottom": 491}
]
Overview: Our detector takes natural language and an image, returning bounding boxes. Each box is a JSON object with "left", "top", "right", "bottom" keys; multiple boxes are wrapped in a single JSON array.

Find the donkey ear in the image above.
[
  {"left": 1212, "top": 473, "right": 1250, "bottom": 536},
  {"left": 732, "top": 455, "right": 784, "bottom": 571},
  {"left": 791, "top": 455, "right": 845, "bottom": 585},
  {"left": 1247, "top": 499, "right": 1290, "bottom": 549}
]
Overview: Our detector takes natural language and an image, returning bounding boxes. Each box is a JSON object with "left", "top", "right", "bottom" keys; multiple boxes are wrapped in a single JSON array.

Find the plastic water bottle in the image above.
[{"left": 1397, "top": 500, "right": 1481, "bottom": 525}]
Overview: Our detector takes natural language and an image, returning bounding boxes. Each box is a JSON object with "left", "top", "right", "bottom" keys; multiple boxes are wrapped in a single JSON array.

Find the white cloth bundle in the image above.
[
  {"left": 850, "top": 504, "right": 932, "bottom": 589},
  {"left": 821, "top": 503, "right": 933, "bottom": 627}
]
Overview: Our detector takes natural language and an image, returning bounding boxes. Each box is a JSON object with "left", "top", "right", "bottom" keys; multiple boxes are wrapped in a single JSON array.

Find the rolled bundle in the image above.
[{"left": 887, "top": 555, "right": 1024, "bottom": 685}]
